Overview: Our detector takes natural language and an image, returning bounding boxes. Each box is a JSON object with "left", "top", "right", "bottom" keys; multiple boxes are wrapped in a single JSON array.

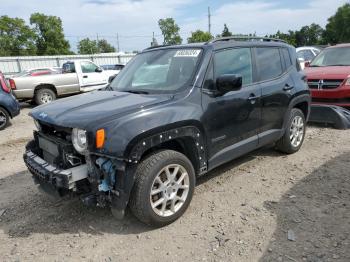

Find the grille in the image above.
[{"left": 308, "top": 79, "right": 344, "bottom": 89}]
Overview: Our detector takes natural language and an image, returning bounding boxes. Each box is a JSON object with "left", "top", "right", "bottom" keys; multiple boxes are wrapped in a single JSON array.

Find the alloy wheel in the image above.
[
  {"left": 40, "top": 92, "right": 53, "bottom": 104},
  {"left": 150, "top": 164, "right": 190, "bottom": 217},
  {"left": 290, "top": 115, "right": 304, "bottom": 147},
  {"left": 0, "top": 110, "right": 7, "bottom": 129}
]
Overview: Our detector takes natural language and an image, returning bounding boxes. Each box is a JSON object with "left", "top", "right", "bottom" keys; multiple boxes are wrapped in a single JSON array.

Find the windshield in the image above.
[
  {"left": 109, "top": 48, "right": 202, "bottom": 94},
  {"left": 310, "top": 47, "right": 350, "bottom": 66}
]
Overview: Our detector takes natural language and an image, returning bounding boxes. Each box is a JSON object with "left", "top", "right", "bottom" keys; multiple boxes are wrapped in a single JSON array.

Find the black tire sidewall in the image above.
[
  {"left": 0, "top": 107, "right": 9, "bottom": 130},
  {"left": 35, "top": 88, "right": 56, "bottom": 105},
  {"left": 132, "top": 150, "right": 195, "bottom": 226}
]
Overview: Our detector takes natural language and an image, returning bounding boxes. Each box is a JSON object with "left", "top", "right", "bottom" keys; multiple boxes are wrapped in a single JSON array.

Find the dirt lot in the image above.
[{"left": 0, "top": 105, "right": 349, "bottom": 262}]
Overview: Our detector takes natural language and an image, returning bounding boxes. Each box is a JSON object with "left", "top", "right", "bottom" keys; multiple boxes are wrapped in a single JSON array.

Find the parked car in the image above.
[
  {"left": 101, "top": 64, "right": 125, "bottom": 83},
  {"left": 101, "top": 64, "right": 125, "bottom": 72},
  {"left": 296, "top": 46, "right": 321, "bottom": 69},
  {"left": 9, "top": 60, "right": 116, "bottom": 105},
  {"left": 0, "top": 71, "right": 20, "bottom": 130},
  {"left": 12, "top": 67, "right": 62, "bottom": 78},
  {"left": 304, "top": 44, "right": 350, "bottom": 108},
  {"left": 24, "top": 37, "right": 310, "bottom": 226}
]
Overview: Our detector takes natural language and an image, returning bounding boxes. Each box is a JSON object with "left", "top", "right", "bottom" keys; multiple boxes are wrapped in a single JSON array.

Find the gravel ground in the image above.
[{"left": 0, "top": 104, "right": 349, "bottom": 262}]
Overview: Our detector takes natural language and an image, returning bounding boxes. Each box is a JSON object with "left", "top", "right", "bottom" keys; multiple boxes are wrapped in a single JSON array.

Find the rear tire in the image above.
[
  {"left": 0, "top": 107, "right": 9, "bottom": 130},
  {"left": 35, "top": 88, "right": 56, "bottom": 105},
  {"left": 129, "top": 150, "right": 195, "bottom": 227},
  {"left": 276, "top": 108, "right": 306, "bottom": 154}
]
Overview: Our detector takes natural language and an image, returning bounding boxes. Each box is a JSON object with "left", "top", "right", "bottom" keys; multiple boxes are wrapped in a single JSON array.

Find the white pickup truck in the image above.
[{"left": 10, "top": 60, "right": 118, "bottom": 105}]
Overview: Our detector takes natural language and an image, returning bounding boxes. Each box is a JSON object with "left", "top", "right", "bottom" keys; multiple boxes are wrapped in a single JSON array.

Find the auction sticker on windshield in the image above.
[{"left": 174, "top": 50, "right": 201, "bottom": 57}]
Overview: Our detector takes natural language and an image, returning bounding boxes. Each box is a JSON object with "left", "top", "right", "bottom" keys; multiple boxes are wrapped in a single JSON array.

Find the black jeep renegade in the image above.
[{"left": 24, "top": 37, "right": 311, "bottom": 226}]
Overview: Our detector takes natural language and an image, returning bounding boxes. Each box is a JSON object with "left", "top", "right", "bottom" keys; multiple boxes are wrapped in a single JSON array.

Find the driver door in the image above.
[
  {"left": 201, "top": 47, "right": 262, "bottom": 169},
  {"left": 80, "top": 61, "right": 107, "bottom": 89}
]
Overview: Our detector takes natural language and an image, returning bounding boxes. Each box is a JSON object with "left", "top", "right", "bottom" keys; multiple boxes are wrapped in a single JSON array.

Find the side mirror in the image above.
[
  {"left": 304, "top": 61, "right": 311, "bottom": 68},
  {"left": 95, "top": 67, "right": 103, "bottom": 73},
  {"left": 108, "top": 74, "right": 117, "bottom": 83},
  {"left": 216, "top": 74, "right": 242, "bottom": 94}
]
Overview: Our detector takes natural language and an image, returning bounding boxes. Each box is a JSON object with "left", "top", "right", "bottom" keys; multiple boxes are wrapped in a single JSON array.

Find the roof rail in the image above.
[
  {"left": 207, "top": 36, "right": 287, "bottom": 44},
  {"left": 144, "top": 44, "right": 172, "bottom": 50}
]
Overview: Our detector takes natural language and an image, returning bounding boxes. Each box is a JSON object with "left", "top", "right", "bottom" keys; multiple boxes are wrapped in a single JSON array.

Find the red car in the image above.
[{"left": 304, "top": 44, "right": 350, "bottom": 108}]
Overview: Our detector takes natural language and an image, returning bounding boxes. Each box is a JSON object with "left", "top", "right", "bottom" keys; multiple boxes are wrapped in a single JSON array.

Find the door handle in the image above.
[
  {"left": 247, "top": 94, "right": 258, "bottom": 104},
  {"left": 83, "top": 75, "right": 88, "bottom": 78},
  {"left": 283, "top": 83, "right": 294, "bottom": 91}
]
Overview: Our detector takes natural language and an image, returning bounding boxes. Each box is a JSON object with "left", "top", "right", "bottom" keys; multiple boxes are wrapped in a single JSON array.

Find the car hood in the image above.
[
  {"left": 31, "top": 91, "right": 173, "bottom": 129},
  {"left": 304, "top": 66, "right": 350, "bottom": 79}
]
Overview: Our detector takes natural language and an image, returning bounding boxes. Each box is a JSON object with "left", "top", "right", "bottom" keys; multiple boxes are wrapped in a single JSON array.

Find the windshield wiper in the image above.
[
  {"left": 104, "top": 84, "right": 113, "bottom": 91},
  {"left": 122, "top": 90, "right": 149, "bottom": 94}
]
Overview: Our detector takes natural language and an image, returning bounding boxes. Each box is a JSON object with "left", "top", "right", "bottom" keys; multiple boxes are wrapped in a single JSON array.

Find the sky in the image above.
[{"left": 0, "top": 0, "right": 348, "bottom": 52}]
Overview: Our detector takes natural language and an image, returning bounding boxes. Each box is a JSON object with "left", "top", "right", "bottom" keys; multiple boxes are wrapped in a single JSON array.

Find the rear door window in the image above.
[
  {"left": 256, "top": 48, "right": 283, "bottom": 81},
  {"left": 62, "top": 63, "right": 76, "bottom": 73}
]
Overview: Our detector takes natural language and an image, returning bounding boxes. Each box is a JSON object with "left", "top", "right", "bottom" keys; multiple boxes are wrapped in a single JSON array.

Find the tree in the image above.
[
  {"left": 158, "top": 18, "right": 182, "bottom": 45},
  {"left": 323, "top": 3, "right": 350, "bottom": 44},
  {"left": 0, "top": 16, "right": 37, "bottom": 56},
  {"left": 78, "top": 38, "right": 98, "bottom": 54},
  {"left": 98, "top": 39, "right": 116, "bottom": 53},
  {"left": 221, "top": 24, "right": 232, "bottom": 37},
  {"left": 78, "top": 38, "right": 116, "bottom": 54},
  {"left": 30, "top": 13, "right": 71, "bottom": 55},
  {"left": 187, "top": 30, "right": 213, "bottom": 43},
  {"left": 294, "top": 24, "right": 324, "bottom": 46}
]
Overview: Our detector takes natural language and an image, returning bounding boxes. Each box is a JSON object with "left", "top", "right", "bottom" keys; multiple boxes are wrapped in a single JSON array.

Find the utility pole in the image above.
[
  {"left": 116, "top": 33, "right": 120, "bottom": 53},
  {"left": 96, "top": 33, "right": 99, "bottom": 53},
  {"left": 208, "top": 6, "right": 211, "bottom": 34}
]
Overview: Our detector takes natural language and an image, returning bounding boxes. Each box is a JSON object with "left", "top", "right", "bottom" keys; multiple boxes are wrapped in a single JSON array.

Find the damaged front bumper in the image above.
[
  {"left": 24, "top": 140, "right": 135, "bottom": 219},
  {"left": 24, "top": 150, "right": 88, "bottom": 190},
  {"left": 24, "top": 149, "right": 89, "bottom": 199}
]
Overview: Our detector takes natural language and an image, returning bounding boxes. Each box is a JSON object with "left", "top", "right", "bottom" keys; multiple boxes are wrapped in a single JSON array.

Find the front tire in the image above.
[
  {"left": 130, "top": 150, "right": 195, "bottom": 227},
  {"left": 35, "top": 88, "right": 56, "bottom": 105},
  {"left": 276, "top": 108, "right": 306, "bottom": 154},
  {"left": 0, "top": 107, "right": 9, "bottom": 130}
]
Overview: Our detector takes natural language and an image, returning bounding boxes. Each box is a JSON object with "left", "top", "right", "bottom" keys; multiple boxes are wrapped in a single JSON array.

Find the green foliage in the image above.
[
  {"left": 158, "top": 18, "right": 182, "bottom": 45},
  {"left": 269, "top": 23, "right": 324, "bottom": 47},
  {"left": 78, "top": 38, "right": 116, "bottom": 54},
  {"left": 323, "top": 3, "right": 350, "bottom": 44},
  {"left": 221, "top": 24, "right": 232, "bottom": 37},
  {"left": 78, "top": 38, "right": 98, "bottom": 54},
  {"left": 0, "top": 16, "right": 37, "bottom": 56},
  {"left": 98, "top": 39, "right": 116, "bottom": 53},
  {"left": 188, "top": 30, "right": 213, "bottom": 43},
  {"left": 30, "top": 13, "right": 71, "bottom": 55}
]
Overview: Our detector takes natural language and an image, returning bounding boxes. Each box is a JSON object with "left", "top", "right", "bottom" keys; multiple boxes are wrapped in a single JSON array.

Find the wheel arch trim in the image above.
[{"left": 124, "top": 125, "right": 208, "bottom": 174}]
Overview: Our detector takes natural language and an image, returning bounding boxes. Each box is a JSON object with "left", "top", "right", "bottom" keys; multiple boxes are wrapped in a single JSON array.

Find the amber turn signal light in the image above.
[{"left": 96, "top": 129, "right": 105, "bottom": 148}]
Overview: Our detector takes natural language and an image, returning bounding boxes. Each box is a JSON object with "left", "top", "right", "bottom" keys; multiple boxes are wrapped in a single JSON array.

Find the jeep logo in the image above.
[{"left": 39, "top": 112, "right": 48, "bottom": 118}]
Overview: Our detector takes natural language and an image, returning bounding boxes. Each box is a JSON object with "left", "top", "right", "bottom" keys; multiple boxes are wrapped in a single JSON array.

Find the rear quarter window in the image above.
[{"left": 281, "top": 48, "right": 292, "bottom": 69}]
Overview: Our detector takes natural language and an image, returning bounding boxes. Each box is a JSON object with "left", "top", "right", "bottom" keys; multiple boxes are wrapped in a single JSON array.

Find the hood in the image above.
[
  {"left": 304, "top": 66, "right": 350, "bottom": 80},
  {"left": 31, "top": 91, "right": 173, "bottom": 129}
]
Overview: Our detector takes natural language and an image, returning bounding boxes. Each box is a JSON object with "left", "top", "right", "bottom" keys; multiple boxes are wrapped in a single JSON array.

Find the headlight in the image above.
[
  {"left": 34, "top": 119, "right": 41, "bottom": 131},
  {"left": 345, "top": 77, "right": 350, "bottom": 86},
  {"left": 72, "top": 128, "right": 87, "bottom": 154}
]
